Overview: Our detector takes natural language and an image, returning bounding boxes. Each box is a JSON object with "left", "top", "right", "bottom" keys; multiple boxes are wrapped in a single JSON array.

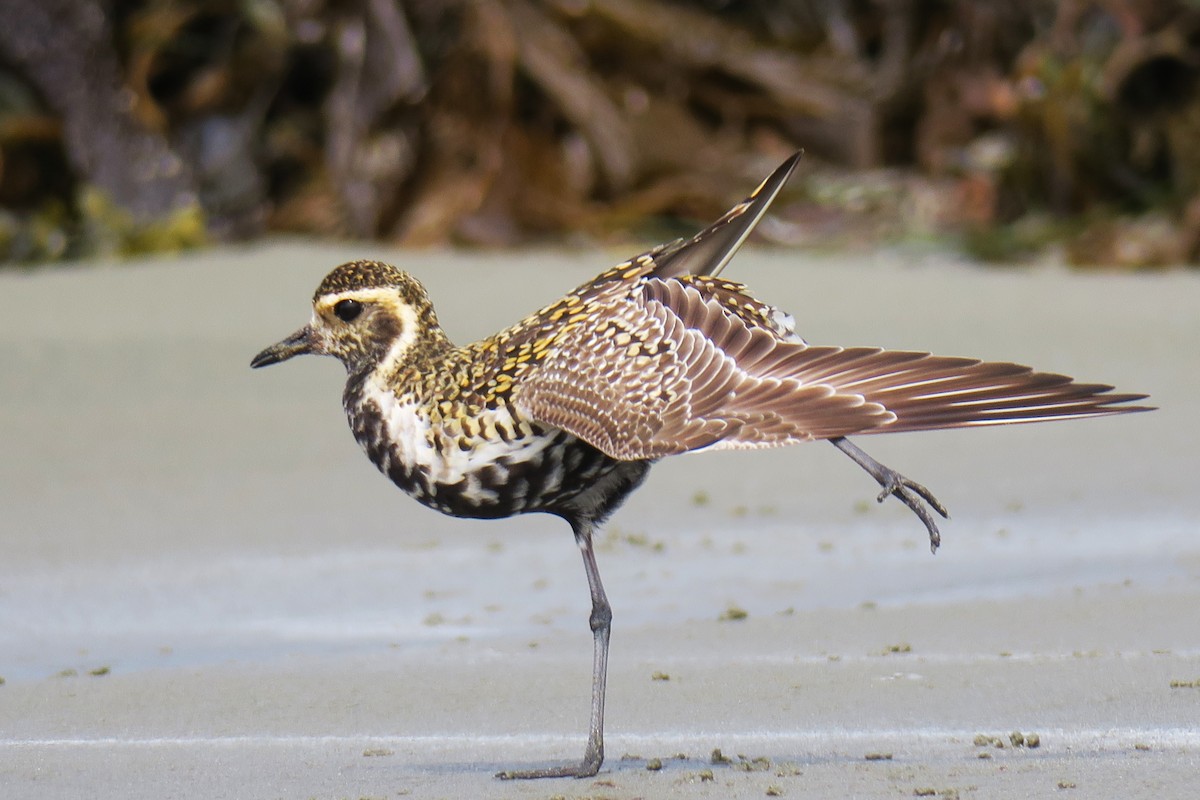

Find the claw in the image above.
[{"left": 830, "top": 437, "right": 950, "bottom": 554}]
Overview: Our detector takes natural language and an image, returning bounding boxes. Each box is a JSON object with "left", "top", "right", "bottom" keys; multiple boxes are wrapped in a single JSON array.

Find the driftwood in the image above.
[
  {"left": 0, "top": 0, "right": 198, "bottom": 224},
  {"left": 1, "top": 0, "right": 1199, "bottom": 264}
]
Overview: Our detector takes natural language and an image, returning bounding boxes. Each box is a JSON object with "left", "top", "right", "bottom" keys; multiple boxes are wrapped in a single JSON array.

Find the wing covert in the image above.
[
  {"left": 512, "top": 276, "right": 894, "bottom": 460},
  {"left": 510, "top": 275, "right": 1149, "bottom": 462}
]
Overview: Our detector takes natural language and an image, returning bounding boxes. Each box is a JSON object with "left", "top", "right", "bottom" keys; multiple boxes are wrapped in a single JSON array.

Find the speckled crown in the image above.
[{"left": 314, "top": 260, "right": 414, "bottom": 301}]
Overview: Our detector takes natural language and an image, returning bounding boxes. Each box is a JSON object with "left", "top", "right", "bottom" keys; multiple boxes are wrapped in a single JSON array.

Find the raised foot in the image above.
[
  {"left": 496, "top": 757, "right": 602, "bottom": 780},
  {"left": 873, "top": 469, "right": 949, "bottom": 554},
  {"left": 829, "top": 437, "right": 950, "bottom": 554}
]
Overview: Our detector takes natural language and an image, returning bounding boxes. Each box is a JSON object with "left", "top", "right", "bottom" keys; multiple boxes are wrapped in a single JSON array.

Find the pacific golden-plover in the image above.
[{"left": 251, "top": 152, "right": 1150, "bottom": 779}]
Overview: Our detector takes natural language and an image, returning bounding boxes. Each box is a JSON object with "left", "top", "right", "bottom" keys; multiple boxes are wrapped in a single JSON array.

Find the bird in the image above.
[{"left": 251, "top": 151, "right": 1151, "bottom": 780}]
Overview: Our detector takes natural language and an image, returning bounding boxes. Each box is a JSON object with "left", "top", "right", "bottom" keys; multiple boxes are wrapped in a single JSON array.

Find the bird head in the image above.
[{"left": 251, "top": 260, "right": 443, "bottom": 375}]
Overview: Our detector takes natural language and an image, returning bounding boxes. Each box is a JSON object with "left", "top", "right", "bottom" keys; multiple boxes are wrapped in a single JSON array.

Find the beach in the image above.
[{"left": 1, "top": 243, "right": 1196, "bottom": 799}]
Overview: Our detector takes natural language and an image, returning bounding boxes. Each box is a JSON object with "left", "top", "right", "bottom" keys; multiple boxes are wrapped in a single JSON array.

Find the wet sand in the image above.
[{"left": 1, "top": 243, "right": 1197, "bottom": 799}]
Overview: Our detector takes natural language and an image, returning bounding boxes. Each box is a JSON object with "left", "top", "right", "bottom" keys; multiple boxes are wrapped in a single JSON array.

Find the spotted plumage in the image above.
[{"left": 251, "top": 152, "right": 1151, "bottom": 780}]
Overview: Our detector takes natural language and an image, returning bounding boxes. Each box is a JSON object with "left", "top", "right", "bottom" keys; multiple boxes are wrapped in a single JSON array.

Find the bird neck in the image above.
[{"left": 367, "top": 323, "right": 455, "bottom": 386}]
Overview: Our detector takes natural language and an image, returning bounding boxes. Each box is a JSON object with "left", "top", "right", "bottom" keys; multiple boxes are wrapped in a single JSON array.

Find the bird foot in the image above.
[
  {"left": 873, "top": 469, "right": 949, "bottom": 554},
  {"left": 496, "top": 754, "right": 602, "bottom": 780},
  {"left": 829, "top": 437, "right": 950, "bottom": 554}
]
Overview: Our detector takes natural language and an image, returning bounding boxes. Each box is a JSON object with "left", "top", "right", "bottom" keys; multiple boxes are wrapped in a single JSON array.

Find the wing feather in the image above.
[
  {"left": 647, "top": 152, "right": 802, "bottom": 280},
  {"left": 513, "top": 275, "right": 1149, "bottom": 461}
]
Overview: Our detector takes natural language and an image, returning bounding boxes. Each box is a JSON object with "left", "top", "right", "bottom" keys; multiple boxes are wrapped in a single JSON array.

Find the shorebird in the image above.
[{"left": 251, "top": 152, "right": 1150, "bottom": 779}]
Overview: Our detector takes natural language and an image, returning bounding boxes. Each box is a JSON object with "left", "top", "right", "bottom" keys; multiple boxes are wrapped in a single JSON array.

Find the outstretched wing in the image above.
[{"left": 512, "top": 277, "right": 1150, "bottom": 462}]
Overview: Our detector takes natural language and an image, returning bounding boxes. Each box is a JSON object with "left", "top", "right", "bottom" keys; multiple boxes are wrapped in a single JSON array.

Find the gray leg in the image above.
[
  {"left": 830, "top": 436, "right": 949, "bottom": 553},
  {"left": 497, "top": 518, "right": 610, "bottom": 779}
]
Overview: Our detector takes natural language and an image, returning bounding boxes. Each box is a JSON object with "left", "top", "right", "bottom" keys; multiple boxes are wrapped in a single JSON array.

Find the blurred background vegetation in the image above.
[{"left": 2, "top": 0, "right": 1199, "bottom": 267}]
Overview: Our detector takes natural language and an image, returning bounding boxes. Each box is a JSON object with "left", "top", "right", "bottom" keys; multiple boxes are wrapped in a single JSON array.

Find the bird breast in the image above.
[{"left": 346, "top": 373, "right": 591, "bottom": 518}]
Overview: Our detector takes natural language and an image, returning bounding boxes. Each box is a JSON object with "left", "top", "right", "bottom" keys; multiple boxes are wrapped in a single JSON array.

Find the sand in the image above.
[{"left": 1, "top": 243, "right": 1197, "bottom": 799}]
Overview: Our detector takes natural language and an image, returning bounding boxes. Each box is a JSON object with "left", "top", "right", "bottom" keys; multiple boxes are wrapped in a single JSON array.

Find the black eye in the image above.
[{"left": 333, "top": 299, "right": 363, "bottom": 322}]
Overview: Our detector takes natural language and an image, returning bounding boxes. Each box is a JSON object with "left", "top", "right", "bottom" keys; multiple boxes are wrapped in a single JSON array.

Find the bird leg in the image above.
[
  {"left": 829, "top": 437, "right": 949, "bottom": 553},
  {"left": 497, "top": 518, "right": 611, "bottom": 779}
]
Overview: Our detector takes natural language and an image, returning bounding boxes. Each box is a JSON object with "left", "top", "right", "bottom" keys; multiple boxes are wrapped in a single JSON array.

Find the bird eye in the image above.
[{"left": 333, "top": 299, "right": 363, "bottom": 322}]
